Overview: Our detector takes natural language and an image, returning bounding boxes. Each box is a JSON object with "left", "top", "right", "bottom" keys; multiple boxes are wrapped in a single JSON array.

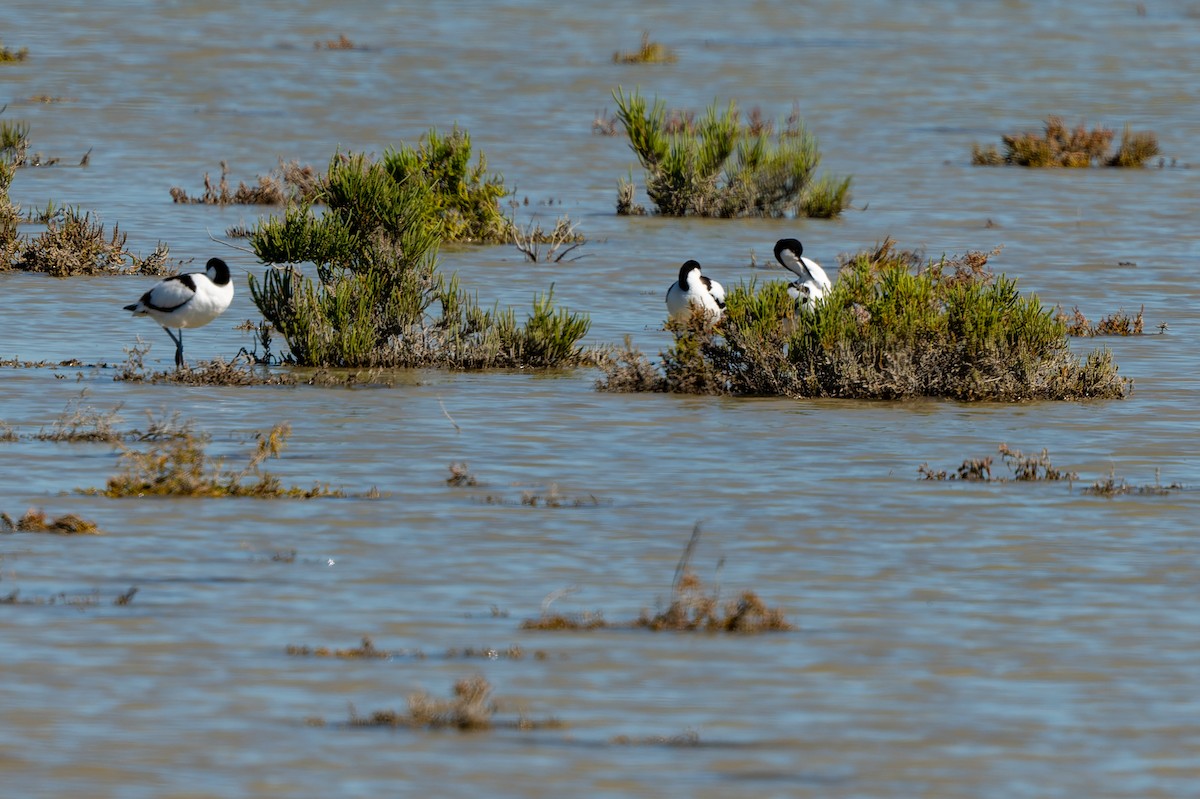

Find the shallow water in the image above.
[{"left": 3, "top": 2, "right": 1200, "bottom": 797}]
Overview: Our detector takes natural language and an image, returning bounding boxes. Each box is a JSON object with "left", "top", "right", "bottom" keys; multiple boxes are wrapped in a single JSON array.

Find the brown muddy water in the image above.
[{"left": 2, "top": 1, "right": 1200, "bottom": 797}]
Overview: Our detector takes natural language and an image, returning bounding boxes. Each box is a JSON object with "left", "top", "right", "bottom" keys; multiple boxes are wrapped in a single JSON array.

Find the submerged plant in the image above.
[
  {"left": 1, "top": 508, "right": 99, "bottom": 534},
  {"left": 345, "top": 675, "right": 559, "bottom": 732},
  {"left": 170, "top": 160, "right": 324, "bottom": 206},
  {"left": 612, "top": 87, "right": 851, "bottom": 218},
  {"left": 91, "top": 422, "right": 346, "bottom": 499},
  {"left": 972, "top": 117, "right": 1160, "bottom": 167},
  {"left": 918, "top": 444, "right": 1078, "bottom": 482},
  {"left": 613, "top": 32, "right": 677, "bottom": 64},
  {"left": 600, "top": 239, "right": 1130, "bottom": 401},
  {"left": 247, "top": 148, "right": 592, "bottom": 369},
  {"left": 0, "top": 42, "right": 29, "bottom": 63},
  {"left": 522, "top": 525, "right": 792, "bottom": 633},
  {"left": 1057, "top": 305, "right": 1145, "bottom": 337}
]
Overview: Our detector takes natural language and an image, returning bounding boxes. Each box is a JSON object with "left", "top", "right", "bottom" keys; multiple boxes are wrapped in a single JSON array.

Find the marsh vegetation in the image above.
[
  {"left": 972, "top": 116, "right": 1160, "bottom": 167},
  {"left": 522, "top": 526, "right": 793, "bottom": 633},
  {"left": 612, "top": 88, "right": 852, "bottom": 218},
  {"left": 88, "top": 422, "right": 349, "bottom": 499},
  {"left": 612, "top": 32, "right": 677, "bottom": 64},
  {"left": 346, "top": 675, "right": 560, "bottom": 732},
  {"left": 600, "top": 239, "right": 1130, "bottom": 401},
  {"left": 247, "top": 144, "right": 593, "bottom": 369},
  {"left": 1, "top": 508, "right": 99, "bottom": 534}
]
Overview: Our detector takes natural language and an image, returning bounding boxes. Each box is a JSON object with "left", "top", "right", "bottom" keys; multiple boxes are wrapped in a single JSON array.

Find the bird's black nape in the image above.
[
  {"left": 677, "top": 259, "right": 702, "bottom": 286},
  {"left": 205, "top": 257, "right": 232, "bottom": 286},
  {"left": 774, "top": 238, "right": 804, "bottom": 265}
]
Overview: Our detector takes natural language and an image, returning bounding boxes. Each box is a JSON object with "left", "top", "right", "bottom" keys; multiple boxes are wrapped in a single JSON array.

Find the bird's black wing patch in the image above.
[{"left": 143, "top": 274, "right": 197, "bottom": 313}]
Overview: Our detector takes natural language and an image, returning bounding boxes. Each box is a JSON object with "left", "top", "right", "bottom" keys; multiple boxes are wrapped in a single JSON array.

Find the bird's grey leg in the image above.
[{"left": 162, "top": 327, "right": 184, "bottom": 369}]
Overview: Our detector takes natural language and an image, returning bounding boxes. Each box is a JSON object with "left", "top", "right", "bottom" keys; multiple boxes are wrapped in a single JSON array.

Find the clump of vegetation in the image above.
[
  {"left": 33, "top": 391, "right": 124, "bottom": 442},
  {"left": 919, "top": 447, "right": 1183, "bottom": 496},
  {"left": 347, "top": 675, "right": 559, "bottom": 732},
  {"left": 6, "top": 206, "right": 173, "bottom": 276},
  {"left": 1, "top": 508, "right": 99, "bottom": 534},
  {"left": 918, "top": 444, "right": 1078, "bottom": 482},
  {"left": 635, "top": 526, "right": 793, "bottom": 633},
  {"left": 1057, "top": 305, "right": 1146, "bottom": 336},
  {"left": 0, "top": 42, "right": 29, "bottom": 63},
  {"left": 170, "top": 160, "right": 324, "bottom": 206},
  {"left": 613, "top": 32, "right": 677, "bottom": 64},
  {"left": 446, "top": 462, "right": 478, "bottom": 487},
  {"left": 522, "top": 526, "right": 792, "bottom": 634},
  {"left": 0, "top": 111, "right": 158, "bottom": 275},
  {"left": 314, "top": 34, "right": 361, "bottom": 51},
  {"left": 972, "top": 117, "right": 1160, "bottom": 167},
  {"left": 511, "top": 215, "right": 586, "bottom": 263},
  {"left": 599, "top": 239, "right": 1131, "bottom": 401},
  {"left": 1085, "top": 467, "right": 1182, "bottom": 496},
  {"left": 612, "top": 88, "right": 852, "bottom": 218},
  {"left": 247, "top": 148, "right": 593, "bottom": 369},
  {"left": 380, "top": 126, "right": 513, "bottom": 243},
  {"left": 90, "top": 422, "right": 347, "bottom": 499}
]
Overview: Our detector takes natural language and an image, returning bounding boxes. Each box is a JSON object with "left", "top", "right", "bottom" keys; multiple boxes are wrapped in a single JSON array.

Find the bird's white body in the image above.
[
  {"left": 125, "top": 257, "right": 234, "bottom": 367},
  {"left": 774, "top": 238, "right": 831, "bottom": 311},
  {"left": 666, "top": 260, "right": 725, "bottom": 323}
]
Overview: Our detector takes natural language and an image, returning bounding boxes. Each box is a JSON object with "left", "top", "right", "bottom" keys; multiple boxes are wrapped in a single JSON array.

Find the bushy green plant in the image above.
[
  {"left": 600, "top": 239, "right": 1129, "bottom": 401},
  {"left": 612, "top": 87, "right": 851, "bottom": 218},
  {"left": 381, "top": 125, "right": 512, "bottom": 243},
  {"left": 248, "top": 149, "right": 591, "bottom": 369}
]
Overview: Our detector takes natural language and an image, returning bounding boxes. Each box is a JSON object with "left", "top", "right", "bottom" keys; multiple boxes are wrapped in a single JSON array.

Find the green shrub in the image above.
[
  {"left": 599, "top": 239, "right": 1129, "bottom": 401},
  {"left": 381, "top": 125, "right": 512, "bottom": 243},
  {"left": 248, "top": 148, "right": 591, "bottom": 369},
  {"left": 612, "top": 87, "right": 851, "bottom": 218}
]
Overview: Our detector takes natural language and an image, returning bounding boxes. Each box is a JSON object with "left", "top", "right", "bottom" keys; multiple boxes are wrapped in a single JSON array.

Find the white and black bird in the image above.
[
  {"left": 774, "top": 238, "right": 831, "bottom": 311},
  {"left": 124, "top": 257, "right": 234, "bottom": 368},
  {"left": 665, "top": 260, "right": 726, "bottom": 324}
]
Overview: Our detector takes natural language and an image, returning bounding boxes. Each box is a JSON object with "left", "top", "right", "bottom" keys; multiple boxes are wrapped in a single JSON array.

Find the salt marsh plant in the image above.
[
  {"left": 1, "top": 508, "right": 99, "bottom": 535},
  {"left": 599, "top": 239, "right": 1130, "bottom": 401},
  {"left": 248, "top": 148, "right": 591, "bottom": 368},
  {"left": 522, "top": 526, "right": 792, "bottom": 633},
  {"left": 0, "top": 42, "right": 29, "bottom": 62},
  {"left": 972, "top": 117, "right": 1160, "bottom": 167},
  {"left": 918, "top": 444, "right": 1077, "bottom": 482},
  {"left": 93, "top": 422, "right": 346, "bottom": 499},
  {"left": 612, "top": 87, "right": 851, "bottom": 218},
  {"left": 4, "top": 205, "right": 174, "bottom": 276},
  {"left": 613, "top": 32, "right": 677, "bottom": 64},
  {"left": 347, "top": 675, "right": 559, "bottom": 732},
  {"left": 170, "top": 160, "right": 324, "bottom": 206}
]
